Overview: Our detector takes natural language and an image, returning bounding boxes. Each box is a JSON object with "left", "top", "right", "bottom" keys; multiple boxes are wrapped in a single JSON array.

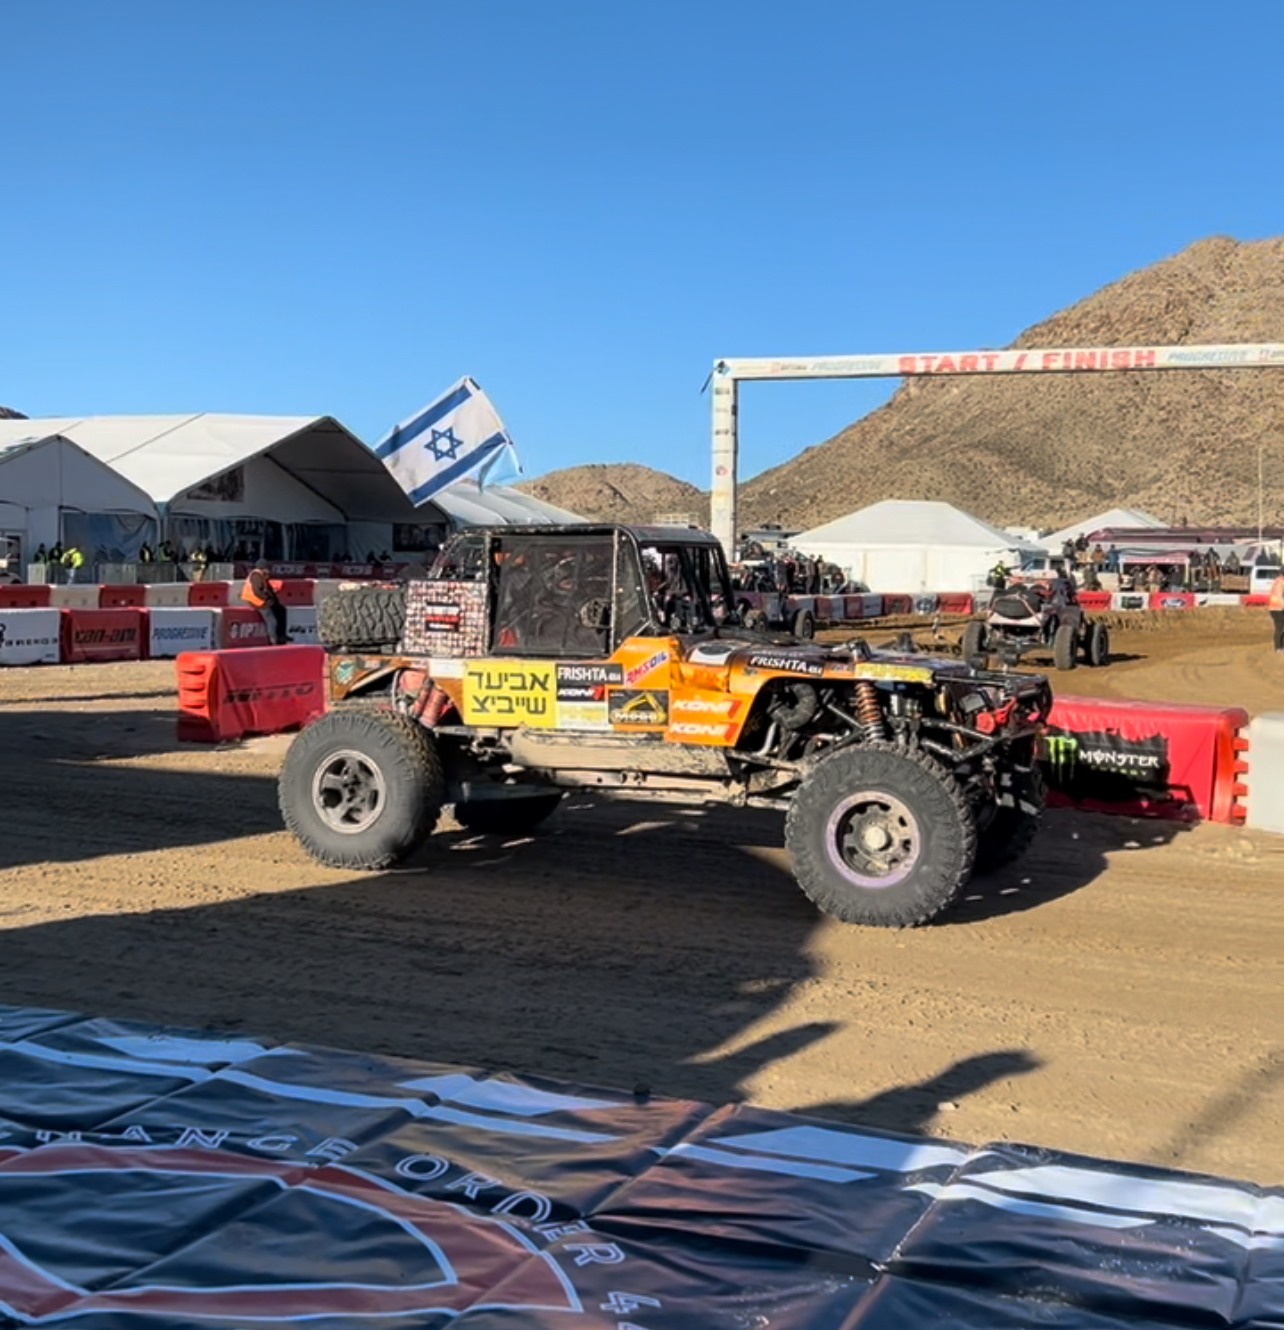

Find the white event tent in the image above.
[
  {"left": 795, "top": 499, "right": 1043, "bottom": 593},
  {"left": 0, "top": 414, "right": 581, "bottom": 566},
  {"left": 1042, "top": 507, "right": 1164, "bottom": 551}
]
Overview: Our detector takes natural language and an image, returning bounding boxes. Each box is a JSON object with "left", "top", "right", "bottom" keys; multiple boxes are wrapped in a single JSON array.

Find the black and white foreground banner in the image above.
[{"left": 0, "top": 1005, "right": 1278, "bottom": 1327}]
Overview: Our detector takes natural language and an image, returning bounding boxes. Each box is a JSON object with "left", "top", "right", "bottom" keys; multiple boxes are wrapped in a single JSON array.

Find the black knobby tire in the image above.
[
  {"left": 1088, "top": 621, "right": 1110, "bottom": 667},
  {"left": 961, "top": 619, "right": 987, "bottom": 662},
  {"left": 1052, "top": 622, "right": 1078, "bottom": 670},
  {"left": 974, "top": 763, "right": 1046, "bottom": 874},
  {"left": 785, "top": 742, "right": 976, "bottom": 927},
  {"left": 454, "top": 791, "right": 563, "bottom": 836},
  {"left": 279, "top": 708, "right": 444, "bottom": 869},
  {"left": 318, "top": 585, "right": 408, "bottom": 652},
  {"left": 744, "top": 608, "right": 770, "bottom": 631},
  {"left": 793, "top": 609, "right": 815, "bottom": 640}
]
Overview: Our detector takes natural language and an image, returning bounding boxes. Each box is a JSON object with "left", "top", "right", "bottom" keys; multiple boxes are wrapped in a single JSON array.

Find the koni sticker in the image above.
[
  {"left": 463, "top": 663, "right": 556, "bottom": 726},
  {"left": 671, "top": 697, "right": 743, "bottom": 720},
  {"left": 608, "top": 689, "right": 669, "bottom": 726}
]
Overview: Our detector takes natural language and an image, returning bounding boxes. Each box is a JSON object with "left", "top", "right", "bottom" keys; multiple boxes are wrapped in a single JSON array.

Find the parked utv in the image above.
[{"left": 280, "top": 525, "right": 1052, "bottom": 927}]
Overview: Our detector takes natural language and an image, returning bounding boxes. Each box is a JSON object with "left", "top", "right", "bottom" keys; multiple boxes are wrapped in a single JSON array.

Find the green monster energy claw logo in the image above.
[{"left": 1042, "top": 732, "right": 1079, "bottom": 778}]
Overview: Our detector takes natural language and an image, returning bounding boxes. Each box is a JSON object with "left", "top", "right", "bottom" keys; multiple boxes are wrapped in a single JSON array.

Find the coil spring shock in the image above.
[{"left": 855, "top": 681, "right": 885, "bottom": 742}]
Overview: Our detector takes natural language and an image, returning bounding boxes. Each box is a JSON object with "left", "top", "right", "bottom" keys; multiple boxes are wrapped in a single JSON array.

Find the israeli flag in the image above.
[{"left": 374, "top": 376, "right": 514, "bottom": 506}]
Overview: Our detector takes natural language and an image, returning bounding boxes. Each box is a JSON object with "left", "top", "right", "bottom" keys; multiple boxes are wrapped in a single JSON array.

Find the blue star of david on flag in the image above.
[
  {"left": 374, "top": 376, "right": 517, "bottom": 506},
  {"left": 427, "top": 427, "right": 463, "bottom": 461}
]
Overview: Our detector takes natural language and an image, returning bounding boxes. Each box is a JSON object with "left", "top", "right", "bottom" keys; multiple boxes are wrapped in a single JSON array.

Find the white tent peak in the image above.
[
  {"left": 800, "top": 499, "right": 1042, "bottom": 551},
  {"left": 1043, "top": 507, "right": 1165, "bottom": 549}
]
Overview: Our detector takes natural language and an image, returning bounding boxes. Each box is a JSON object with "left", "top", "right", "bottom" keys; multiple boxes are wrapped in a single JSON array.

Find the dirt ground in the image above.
[{"left": 2, "top": 611, "right": 1282, "bottom": 1189}]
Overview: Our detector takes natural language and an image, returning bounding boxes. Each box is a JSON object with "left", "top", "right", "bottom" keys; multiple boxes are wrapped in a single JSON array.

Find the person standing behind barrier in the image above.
[
  {"left": 241, "top": 557, "right": 287, "bottom": 645},
  {"left": 62, "top": 546, "right": 84, "bottom": 583},
  {"left": 1269, "top": 571, "right": 1284, "bottom": 652}
]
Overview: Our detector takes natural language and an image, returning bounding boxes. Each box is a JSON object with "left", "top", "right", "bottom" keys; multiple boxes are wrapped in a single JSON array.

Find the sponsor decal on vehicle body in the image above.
[
  {"left": 463, "top": 663, "right": 557, "bottom": 726},
  {"left": 608, "top": 689, "right": 669, "bottom": 726},
  {"left": 555, "top": 662, "right": 624, "bottom": 701},
  {"left": 745, "top": 653, "right": 824, "bottom": 677}
]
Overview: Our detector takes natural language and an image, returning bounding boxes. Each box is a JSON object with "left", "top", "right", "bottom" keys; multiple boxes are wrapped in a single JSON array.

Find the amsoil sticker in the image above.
[
  {"left": 608, "top": 689, "right": 669, "bottom": 726},
  {"left": 746, "top": 652, "right": 824, "bottom": 677},
  {"left": 624, "top": 650, "right": 669, "bottom": 685},
  {"left": 463, "top": 663, "right": 556, "bottom": 726},
  {"left": 556, "top": 662, "right": 623, "bottom": 701}
]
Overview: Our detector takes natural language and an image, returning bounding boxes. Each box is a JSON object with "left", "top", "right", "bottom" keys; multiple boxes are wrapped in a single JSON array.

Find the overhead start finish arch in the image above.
[{"left": 709, "top": 343, "right": 1284, "bottom": 555}]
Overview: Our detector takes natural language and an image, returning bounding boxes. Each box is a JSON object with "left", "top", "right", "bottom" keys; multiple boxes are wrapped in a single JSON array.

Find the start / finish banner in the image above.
[
  {"left": 0, "top": 1003, "right": 1279, "bottom": 1328},
  {"left": 716, "top": 342, "right": 1284, "bottom": 380}
]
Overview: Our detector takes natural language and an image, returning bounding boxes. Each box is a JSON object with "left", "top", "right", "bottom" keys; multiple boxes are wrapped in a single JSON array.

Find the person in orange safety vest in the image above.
[
  {"left": 1269, "top": 570, "right": 1284, "bottom": 652},
  {"left": 241, "top": 557, "right": 287, "bottom": 645}
]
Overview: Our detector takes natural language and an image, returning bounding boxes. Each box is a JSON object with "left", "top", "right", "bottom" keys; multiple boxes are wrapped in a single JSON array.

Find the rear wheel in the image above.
[
  {"left": 961, "top": 619, "right": 987, "bottom": 662},
  {"left": 1087, "top": 620, "right": 1110, "bottom": 667},
  {"left": 454, "top": 791, "right": 563, "bottom": 835},
  {"left": 744, "top": 608, "right": 770, "bottom": 631},
  {"left": 1052, "top": 622, "right": 1078, "bottom": 670},
  {"left": 279, "top": 708, "right": 443, "bottom": 868},
  {"left": 792, "top": 608, "right": 815, "bottom": 639},
  {"left": 785, "top": 743, "right": 976, "bottom": 927},
  {"left": 974, "top": 764, "right": 1046, "bottom": 874}
]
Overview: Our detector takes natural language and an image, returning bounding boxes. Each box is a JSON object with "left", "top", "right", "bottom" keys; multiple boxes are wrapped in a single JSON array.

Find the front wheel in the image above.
[
  {"left": 1052, "top": 622, "right": 1078, "bottom": 670},
  {"left": 785, "top": 743, "right": 976, "bottom": 927},
  {"left": 960, "top": 619, "right": 987, "bottom": 663},
  {"left": 974, "top": 764, "right": 1046, "bottom": 874},
  {"left": 279, "top": 708, "right": 444, "bottom": 869},
  {"left": 1087, "top": 620, "right": 1110, "bottom": 667},
  {"left": 792, "top": 608, "right": 815, "bottom": 639}
]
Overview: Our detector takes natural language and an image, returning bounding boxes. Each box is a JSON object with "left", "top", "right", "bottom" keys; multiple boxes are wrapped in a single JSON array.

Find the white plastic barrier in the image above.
[
  {"left": 143, "top": 584, "right": 191, "bottom": 608},
  {"left": 148, "top": 607, "right": 216, "bottom": 658},
  {"left": 1243, "top": 713, "right": 1284, "bottom": 835},
  {"left": 0, "top": 608, "right": 61, "bottom": 665},
  {"left": 286, "top": 605, "right": 318, "bottom": 645},
  {"left": 48, "top": 585, "right": 99, "bottom": 609},
  {"left": 1203, "top": 593, "right": 1244, "bottom": 606}
]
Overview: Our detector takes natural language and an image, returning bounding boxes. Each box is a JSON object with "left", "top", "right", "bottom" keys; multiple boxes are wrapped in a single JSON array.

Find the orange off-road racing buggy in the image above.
[{"left": 279, "top": 525, "right": 1052, "bottom": 927}]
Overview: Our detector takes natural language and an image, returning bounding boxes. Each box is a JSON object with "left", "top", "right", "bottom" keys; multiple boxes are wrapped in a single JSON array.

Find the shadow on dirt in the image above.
[
  {"left": 946, "top": 808, "right": 1192, "bottom": 924},
  {"left": 0, "top": 789, "right": 1054, "bottom": 1133},
  {"left": 0, "top": 705, "right": 284, "bottom": 869}
]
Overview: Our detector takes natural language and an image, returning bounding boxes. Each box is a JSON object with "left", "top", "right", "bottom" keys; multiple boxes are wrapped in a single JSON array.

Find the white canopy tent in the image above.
[
  {"left": 1043, "top": 507, "right": 1164, "bottom": 551},
  {"left": 0, "top": 415, "right": 582, "bottom": 562},
  {"left": 795, "top": 499, "right": 1043, "bottom": 593},
  {"left": 0, "top": 434, "right": 159, "bottom": 566}
]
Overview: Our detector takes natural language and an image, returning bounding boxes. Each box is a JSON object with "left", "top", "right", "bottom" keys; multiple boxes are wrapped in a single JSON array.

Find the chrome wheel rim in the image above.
[{"left": 311, "top": 749, "right": 387, "bottom": 835}]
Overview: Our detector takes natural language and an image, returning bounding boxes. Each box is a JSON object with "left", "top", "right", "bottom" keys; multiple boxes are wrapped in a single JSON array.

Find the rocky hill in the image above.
[
  {"left": 517, "top": 462, "right": 709, "bottom": 528},
  {"left": 521, "top": 236, "right": 1284, "bottom": 531}
]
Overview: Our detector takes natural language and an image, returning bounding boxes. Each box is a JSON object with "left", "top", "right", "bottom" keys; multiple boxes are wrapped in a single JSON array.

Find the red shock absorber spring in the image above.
[{"left": 855, "top": 680, "right": 884, "bottom": 742}]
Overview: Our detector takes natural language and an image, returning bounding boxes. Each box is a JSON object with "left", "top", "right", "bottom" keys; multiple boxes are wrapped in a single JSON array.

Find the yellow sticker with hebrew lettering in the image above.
[{"left": 462, "top": 661, "right": 557, "bottom": 727}]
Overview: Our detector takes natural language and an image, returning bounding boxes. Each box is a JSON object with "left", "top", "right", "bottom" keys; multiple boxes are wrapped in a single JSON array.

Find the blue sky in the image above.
[{"left": 4, "top": 1, "right": 1282, "bottom": 489}]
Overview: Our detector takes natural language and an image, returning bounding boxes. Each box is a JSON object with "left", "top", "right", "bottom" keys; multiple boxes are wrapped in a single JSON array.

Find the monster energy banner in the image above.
[
  {"left": 0, "top": 1004, "right": 1279, "bottom": 1326},
  {"left": 1041, "top": 723, "right": 1172, "bottom": 806}
]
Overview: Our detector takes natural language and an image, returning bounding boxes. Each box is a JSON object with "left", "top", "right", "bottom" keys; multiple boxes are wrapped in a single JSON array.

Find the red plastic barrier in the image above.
[
  {"left": 1244, "top": 593, "right": 1270, "bottom": 607},
  {"left": 1077, "top": 590, "right": 1112, "bottom": 611},
  {"left": 1149, "top": 591, "right": 1196, "bottom": 610},
  {"left": 188, "top": 581, "right": 232, "bottom": 607},
  {"left": 176, "top": 646, "right": 326, "bottom": 742},
  {"left": 936, "top": 592, "right": 974, "bottom": 614},
  {"left": 1043, "top": 694, "right": 1248, "bottom": 824},
  {"left": 98, "top": 584, "right": 147, "bottom": 608},
  {"left": 273, "top": 578, "right": 316, "bottom": 606},
  {"left": 881, "top": 593, "right": 914, "bottom": 616},
  {"left": 0, "top": 584, "right": 51, "bottom": 608},
  {"left": 219, "top": 606, "right": 272, "bottom": 649},
  {"left": 60, "top": 608, "right": 144, "bottom": 663}
]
